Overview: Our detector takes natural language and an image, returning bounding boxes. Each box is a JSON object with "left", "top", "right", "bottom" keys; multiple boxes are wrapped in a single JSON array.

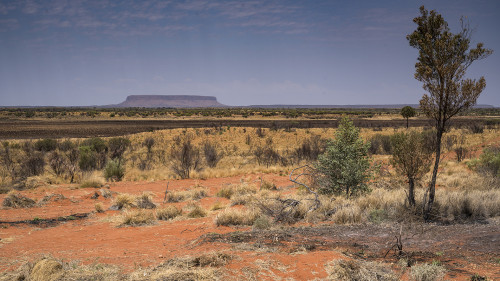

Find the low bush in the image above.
[
  {"left": 34, "top": 139, "right": 57, "bottom": 152},
  {"left": 111, "top": 193, "right": 136, "bottom": 210},
  {"left": 216, "top": 186, "right": 234, "bottom": 199},
  {"left": 369, "top": 134, "right": 392, "bottom": 155},
  {"left": 103, "top": 160, "right": 125, "bottom": 181}
]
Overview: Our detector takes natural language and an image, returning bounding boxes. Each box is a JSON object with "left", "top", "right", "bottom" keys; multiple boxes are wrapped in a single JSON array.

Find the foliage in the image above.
[
  {"left": 471, "top": 145, "right": 500, "bottom": 177},
  {"left": 107, "top": 137, "right": 130, "bottom": 160},
  {"left": 34, "top": 139, "right": 57, "bottom": 152},
  {"left": 103, "top": 159, "right": 125, "bottom": 181},
  {"left": 169, "top": 136, "right": 201, "bottom": 179},
  {"left": 391, "top": 131, "right": 433, "bottom": 206},
  {"left": 407, "top": 6, "right": 492, "bottom": 219},
  {"left": 410, "top": 262, "right": 446, "bottom": 281},
  {"left": 203, "top": 140, "right": 224, "bottom": 168},
  {"left": 368, "top": 134, "right": 392, "bottom": 155},
  {"left": 78, "top": 146, "right": 98, "bottom": 171},
  {"left": 315, "top": 116, "right": 371, "bottom": 197},
  {"left": 401, "top": 106, "right": 416, "bottom": 128}
]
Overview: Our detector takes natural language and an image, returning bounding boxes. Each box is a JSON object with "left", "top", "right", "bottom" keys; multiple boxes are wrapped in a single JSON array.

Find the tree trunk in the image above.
[
  {"left": 424, "top": 128, "right": 443, "bottom": 221},
  {"left": 406, "top": 117, "right": 409, "bottom": 129},
  {"left": 408, "top": 177, "right": 415, "bottom": 206}
]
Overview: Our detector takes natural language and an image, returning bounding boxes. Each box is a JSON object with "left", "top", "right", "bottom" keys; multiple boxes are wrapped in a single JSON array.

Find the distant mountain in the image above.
[{"left": 107, "top": 95, "right": 226, "bottom": 108}]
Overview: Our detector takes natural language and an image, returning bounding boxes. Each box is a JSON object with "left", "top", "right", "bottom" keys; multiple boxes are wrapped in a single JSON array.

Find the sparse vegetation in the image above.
[
  {"left": 121, "top": 209, "right": 156, "bottom": 226},
  {"left": 156, "top": 206, "right": 182, "bottom": 220}
]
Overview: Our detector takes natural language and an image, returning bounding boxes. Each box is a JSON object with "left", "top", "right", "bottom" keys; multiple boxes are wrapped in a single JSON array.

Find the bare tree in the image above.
[{"left": 407, "top": 6, "right": 492, "bottom": 220}]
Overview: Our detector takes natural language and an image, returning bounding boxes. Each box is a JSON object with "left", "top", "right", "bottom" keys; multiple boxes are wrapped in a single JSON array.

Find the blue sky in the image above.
[{"left": 0, "top": 0, "right": 499, "bottom": 106}]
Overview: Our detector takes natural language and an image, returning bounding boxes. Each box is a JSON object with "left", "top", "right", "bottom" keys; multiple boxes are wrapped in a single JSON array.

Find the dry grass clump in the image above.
[
  {"left": 120, "top": 209, "right": 156, "bottom": 226},
  {"left": 332, "top": 205, "right": 364, "bottom": 224},
  {"left": 136, "top": 191, "right": 157, "bottom": 209},
  {"left": 166, "top": 188, "right": 208, "bottom": 202},
  {"left": 216, "top": 186, "right": 234, "bottom": 199},
  {"left": 156, "top": 205, "right": 182, "bottom": 220},
  {"left": 79, "top": 175, "right": 105, "bottom": 188},
  {"left": 230, "top": 194, "right": 254, "bottom": 206},
  {"left": 132, "top": 252, "right": 230, "bottom": 280},
  {"left": 99, "top": 188, "right": 112, "bottom": 198},
  {"left": 252, "top": 215, "right": 273, "bottom": 230},
  {"left": 215, "top": 208, "right": 261, "bottom": 226},
  {"left": 326, "top": 259, "right": 398, "bottom": 281},
  {"left": 210, "top": 201, "right": 226, "bottom": 211},
  {"left": 409, "top": 263, "right": 446, "bottom": 281},
  {"left": 434, "top": 189, "right": 500, "bottom": 222},
  {"left": 2, "top": 191, "right": 36, "bottom": 208},
  {"left": 111, "top": 193, "right": 136, "bottom": 210},
  {"left": 0, "top": 257, "right": 121, "bottom": 281},
  {"left": 186, "top": 204, "right": 207, "bottom": 218},
  {"left": 94, "top": 202, "right": 105, "bottom": 213}
]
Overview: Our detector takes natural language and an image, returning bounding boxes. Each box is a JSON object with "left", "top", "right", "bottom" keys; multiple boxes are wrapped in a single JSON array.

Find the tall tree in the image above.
[
  {"left": 401, "top": 106, "right": 416, "bottom": 128},
  {"left": 407, "top": 6, "right": 492, "bottom": 220}
]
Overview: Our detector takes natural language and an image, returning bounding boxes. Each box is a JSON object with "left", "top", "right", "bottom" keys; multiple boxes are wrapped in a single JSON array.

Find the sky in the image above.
[{"left": 0, "top": 0, "right": 499, "bottom": 107}]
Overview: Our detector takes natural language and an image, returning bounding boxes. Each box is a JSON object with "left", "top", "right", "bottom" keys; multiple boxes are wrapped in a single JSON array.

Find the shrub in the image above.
[
  {"left": 474, "top": 145, "right": 500, "bottom": 177},
  {"left": 455, "top": 146, "right": 469, "bottom": 162},
  {"left": 121, "top": 209, "right": 156, "bottom": 226},
  {"left": 143, "top": 137, "right": 155, "bottom": 154},
  {"left": 203, "top": 140, "right": 224, "bottom": 168},
  {"left": 368, "top": 134, "right": 392, "bottom": 155},
  {"left": 316, "top": 116, "right": 371, "bottom": 197},
  {"left": 170, "top": 136, "right": 201, "bottom": 179},
  {"left": 21, "top": 152, "right": 45, "bottom": 178},
  {"left": 108, "top": 137, "right": 130, "bottom": 160},
  {"left": 391, "top": 131, "right": 433, "bottom": 206},
  {"left": 48, "top": 151, "right": 66, "bottom": 176},
  {"left": 156, "top": 206, "right": 182, "bottom": 220},
  {"left": 410, "top": 263, "right": 446, "bottom": 281},
  {"left": 294, "top": 135, "right": 326, "bottom": 161},
  {"left": 78, "top": 146, "right": 98, "bottom": 171},
  {"left": 103, "top": 159, "right": 125, "bottom": 181},
  {"left": 58, "top": 139, "right": 75, "bottom": 152},
  {"left": 326, "top": 259, "right": 398, "bottom": 281},
  {"left": 34, "top": 139, "right": 57, "bottom": 152}
]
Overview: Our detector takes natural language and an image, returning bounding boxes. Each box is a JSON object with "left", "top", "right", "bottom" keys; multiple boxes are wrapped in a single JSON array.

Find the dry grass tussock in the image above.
[
  {"left": 110, "top": 192, "right": 157, "bottom": 210},
  {"left": 156, "top": 205, "right": 182, "bottom": 220},
  {"left": 79, "top": 174, "right": 105, "bottom": 188},
  {"left": 120, "top": 209, "right": 156, "bottom": 226},
  {"left": 166, "top": 187, "right": 208, "bottom": 202},
  {"left": 215, "top": 207, "right": 261, "bottom": 226},
  {"left": 2, "top": 191, "right": 36, "bottom": 208},
  {"left": 185, "top": 203, "right": 208, "bottom": 218},
  {"left": 409, "top": 262, "right": 446, "bottom": 281},
  {"left": 325, "top": 259, "right": 398, "bottom": 281},
  {"left": 0, "top": 253, "right": 228, "bottom": 281}
]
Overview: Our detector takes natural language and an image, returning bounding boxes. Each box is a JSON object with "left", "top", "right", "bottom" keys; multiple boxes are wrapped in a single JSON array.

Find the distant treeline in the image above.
[{"left": 1, "top": 107, "right": 499, "bottom": 119}]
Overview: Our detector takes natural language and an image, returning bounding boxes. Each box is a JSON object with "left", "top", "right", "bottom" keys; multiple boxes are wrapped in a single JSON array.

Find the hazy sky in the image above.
[{"left": 0, "top": 0, "right": 499, "bottom": 107}]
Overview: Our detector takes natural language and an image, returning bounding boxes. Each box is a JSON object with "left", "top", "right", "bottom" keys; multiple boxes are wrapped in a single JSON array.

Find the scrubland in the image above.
[{"left": 0, "top": 114, "right": 499, "bottom": 280}]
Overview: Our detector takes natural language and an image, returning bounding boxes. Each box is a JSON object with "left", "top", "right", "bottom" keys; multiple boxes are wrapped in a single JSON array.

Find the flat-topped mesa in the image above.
[{"left": 116, "top": 95, "right": 225, "bottom": 108}]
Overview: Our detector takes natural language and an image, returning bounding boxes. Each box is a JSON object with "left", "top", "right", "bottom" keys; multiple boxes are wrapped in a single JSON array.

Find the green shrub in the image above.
[
  {"left": 316, "top": 116, "right": 371, "bottom": 197},
  {"left": 475, "top": 145, "right": 500, "bottom": 177},
  {"left": 34, "top": 139, "right": 57, "bottom": 152},
  {"left": 103, "top": 160, "right": 125, "bottom": 181},
  {"left": 78, "top": 146, "right": 98, "bottom": 171}
]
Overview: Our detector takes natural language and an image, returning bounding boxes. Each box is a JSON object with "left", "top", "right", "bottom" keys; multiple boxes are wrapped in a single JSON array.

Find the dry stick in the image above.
[
  {"left": 289, "top": 165, "right": 321, "bottom": 212},
  {"left": 163, "top": 182, "right": 169, "bottom": 204}
]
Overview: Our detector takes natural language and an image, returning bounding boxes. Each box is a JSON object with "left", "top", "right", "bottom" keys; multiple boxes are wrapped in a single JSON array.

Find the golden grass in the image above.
[
  {"left": 79, "top": 174, "right": 105, "bottom": 188},
  {"left": 111, "top": 193, "right": 136, "bottom": 209},
  {"left": 186, "top": 204, "right": 207, "bottom": 218},
  {"left": 94, "top": 202, "right": 105, "bottom": 213},
  {"left": 156, "top": 205, "right": 182, "bottom": 220},
  {"left": 325, "top": 259, "right": 398, "bottom": 281},
  {"left": 166, "top": 188, "right": 208, "bottom": 202},
  {"left": 120, "top": 209, "right": 156, "bottom": 226},
  {"left": 214, "top": 208, "right": 261, "bottom": 226}
]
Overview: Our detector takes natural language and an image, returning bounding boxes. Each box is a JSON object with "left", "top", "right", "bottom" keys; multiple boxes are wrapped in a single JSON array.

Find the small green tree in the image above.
[
  {"left": 316, "top": 117, "right": 371, "bottom": 197},
  {"left": 400, "top": 106, "right": 416, "bottom": 129},
  {"left": 391, "top": 131, "right": 432, "bottom": 206},
  {"left": 104, "top": 159, "right": 125, "bottom": 181}
]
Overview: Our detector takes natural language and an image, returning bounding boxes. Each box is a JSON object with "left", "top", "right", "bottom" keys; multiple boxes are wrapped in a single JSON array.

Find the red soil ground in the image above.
[{"left": 0, "top": 174, "right": 499, "bottom": 280}]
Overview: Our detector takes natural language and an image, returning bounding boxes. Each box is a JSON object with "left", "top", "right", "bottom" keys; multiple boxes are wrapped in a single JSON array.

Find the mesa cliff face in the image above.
[{"left": 114, "top": 95, "right": 225, "bottom": 108}]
